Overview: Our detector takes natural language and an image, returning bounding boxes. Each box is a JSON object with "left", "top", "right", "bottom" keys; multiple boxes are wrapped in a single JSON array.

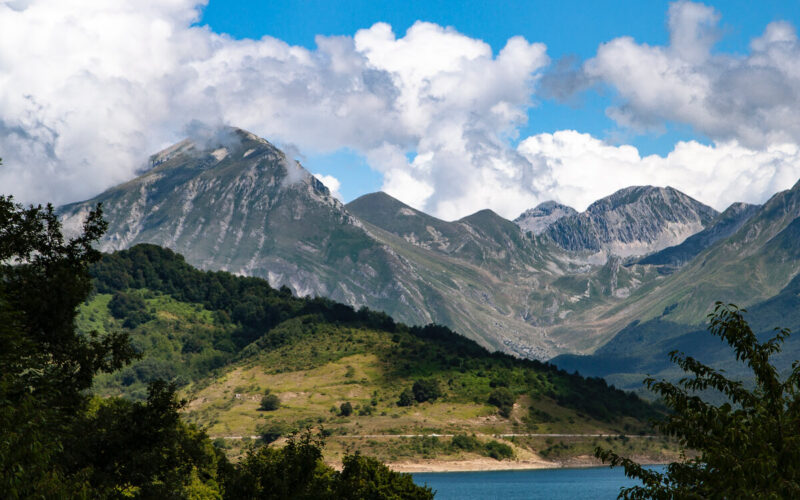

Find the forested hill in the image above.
[{"left": 84, "top": 245, "right": 660, "bottom": 449}]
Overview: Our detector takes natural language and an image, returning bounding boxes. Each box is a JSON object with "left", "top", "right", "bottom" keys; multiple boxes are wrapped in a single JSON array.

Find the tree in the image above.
[
  {"left": 412, "top": 379, "right": 442, "bottom": 403},
  {"left": 0, "top": 196, "right": 221, "bottom": 497},
  {"left": 339, "top": 401, "right": 353, "bottom": 416},
  {"left": 0, "top": 196, "right": 135, "bottom": 496},
  {"left": 259, "top": 390, "right": 281, "bottom": 411},
  {"left": 488, "top": 387, "right": 515, "bottom": 418},
  {"left": 596, "top": 303, "right": 800, "bottom": 498},
  {"left": 336, "top": 453, "right": 434, "bottom": 499},
  {"left": 229, "top": 429, "right": 434, "bottom": 499},
  {"left": 397, "top": 388, "right": 415, "bottom": 407}
]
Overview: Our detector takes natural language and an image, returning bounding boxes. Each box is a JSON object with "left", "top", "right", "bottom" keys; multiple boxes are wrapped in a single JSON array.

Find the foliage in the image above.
[
  {"left": 488, "top": 387, "right": 515, "bottom": 418},
  {"left": 258, "top": 421, "right": 291, "bottom": 444},
  {"left": 397, "top": 388, "right": 415, "bottom": 407},
  {"left": 450, "top": 434, "right": 480, "bottom": 451},
  {"left": 108, "top": 290, "right": 154, "bottom": 328},
  {"left": 64, "top": 381, "right": 225, "bottom": 497},
  {"left": 484, "top": 441, "right": 514, "bottom": 460},
  {"left": 412, "top": 379, "right": 442, "bottom": 403},
  {"left": 227, "top": 430, "right": 433, "bottom": 499},
  {"left": 0, "top": 196, "right": 134, "bottom": 497},
  {"left": 596, "top": 303, "right": 800, "bottom": 499},
  {"left": 259, "top": 391, "right": 281, "bottom": 412},
  {"left": 336, "top": 453, "right": 434, "bottom": 499},
  {"left": 339, "top": 401, "right": 354, "bottom": 417}
]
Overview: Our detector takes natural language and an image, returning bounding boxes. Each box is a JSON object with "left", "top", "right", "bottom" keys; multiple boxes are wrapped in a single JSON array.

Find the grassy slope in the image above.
[{"left": 80, "top": 245, "right": 678, "bottom": 465}]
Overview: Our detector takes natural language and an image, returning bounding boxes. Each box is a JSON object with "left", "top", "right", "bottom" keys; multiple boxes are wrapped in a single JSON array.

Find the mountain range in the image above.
[{"left": 59, "top": 127, "right": 800, "bottom": 388}]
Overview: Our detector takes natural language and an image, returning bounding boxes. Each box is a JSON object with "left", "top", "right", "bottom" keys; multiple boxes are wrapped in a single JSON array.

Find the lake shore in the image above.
[{"left": 387, "top": 454, "right": 670, "bottom": 473}]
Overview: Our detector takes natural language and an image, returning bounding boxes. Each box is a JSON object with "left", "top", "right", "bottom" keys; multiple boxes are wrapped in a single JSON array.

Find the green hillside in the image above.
[{"left": 82, "top": 245, "right": 677, "bottom": 466}]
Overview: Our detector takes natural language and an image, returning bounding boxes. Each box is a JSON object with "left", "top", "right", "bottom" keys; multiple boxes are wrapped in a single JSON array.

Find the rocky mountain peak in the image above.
[
  {"left": 514, "top": 201, "right": 577, "bottom": 235},
  {"left": 545, "top": 185, "right": 718, "bottom": 257}
]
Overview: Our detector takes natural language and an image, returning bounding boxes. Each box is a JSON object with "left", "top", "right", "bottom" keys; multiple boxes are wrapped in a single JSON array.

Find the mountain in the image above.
[
  {"left": 58, "top": 128, "right": 734, "bottom": 361},
  {"left": 637, "top": 202, "right": 760, "bottom": 271},
  {"left": 552, "top": 272, "right": 800, "bottom": 393},
  {"left": 60, "top": 128, "right": 442, "bottom": 327},
  {"left": 552, "top": 180, "right": 800, "bottom": 390},
  {"left": 346, "top": 193, "right": 535, "bottom": 268},
  {"left": 514, "top": 201, "right": 577, "bottom": 235},
  {"left": 544, "top": 186, "right": 718, "bottom": 258},
  {"left": 61, "top": 129, "right": 565, "bottom": 355},
  {"left": 599, "top": 179, "right": 800, "bottom": 328}
]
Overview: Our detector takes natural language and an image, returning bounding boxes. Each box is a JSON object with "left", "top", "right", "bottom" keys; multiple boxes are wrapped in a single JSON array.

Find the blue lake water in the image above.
[{"left": 413, "top": 466, "right": 664, "bottom": 500}]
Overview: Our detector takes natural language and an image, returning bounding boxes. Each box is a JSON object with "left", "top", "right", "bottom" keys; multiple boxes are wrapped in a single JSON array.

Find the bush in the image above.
[
  {"left": 451, "top": 434, "right": 481, "bottom": 452},
  {"left": 488, "top": 387, "right": 515, "bottom": 418},
  {"left": 397, "top": 388, "right": 415, "bottom": 407},
  {"left": 339, "top": 402, "right": 353, "bottom": 417},
  {"left": 259, "top": 392, "right": 281, "bottom": 411},
  {"left": 258, "top": 421, "right": 289, "bottom": 443},
  {"left": 108, "top": 290, "right": 154, "bottom": 327},
  {"left": 484, "top": 440, "right": 514, "bottom": 460},
  {"left": 412, "top": 379, "right": 442, "bottom": 403}
]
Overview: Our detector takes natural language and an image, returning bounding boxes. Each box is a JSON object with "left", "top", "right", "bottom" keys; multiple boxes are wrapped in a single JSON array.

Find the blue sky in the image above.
[{"left": 198, "top": 0, "right": 800, "bottom": 204}]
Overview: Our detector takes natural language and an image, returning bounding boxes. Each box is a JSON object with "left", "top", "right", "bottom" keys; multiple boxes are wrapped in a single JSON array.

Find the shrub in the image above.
[
  {"left": 258, "top": 421, "right": 289, "bottom": 443},
  {"left": 451, "top": 434, "right": 481, "bottom": 452},
  {"left": 412, "top": 379, "right": 442, "bottom": 403},
  {"left": 484, "top": 440, "right": 514, "bottom": 460},
  {"left": 397, "top": 388, "right": 415, "bottom": 407},
  {"left": 488, "top": 387, "right": 515, "bottom": 417},
  {"left": 259, "top": 392, "right": 281, "bottom": 411}
]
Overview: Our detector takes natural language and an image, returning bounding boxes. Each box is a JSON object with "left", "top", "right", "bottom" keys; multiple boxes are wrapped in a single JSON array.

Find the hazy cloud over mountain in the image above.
[{"left": 1, "top": 0, "right": 799, "bottom": 219}]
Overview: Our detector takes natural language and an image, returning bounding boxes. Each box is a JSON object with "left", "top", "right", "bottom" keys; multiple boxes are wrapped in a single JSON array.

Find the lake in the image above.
[{"left": 413, "top": 466, "right": 664, "bottom": 499}]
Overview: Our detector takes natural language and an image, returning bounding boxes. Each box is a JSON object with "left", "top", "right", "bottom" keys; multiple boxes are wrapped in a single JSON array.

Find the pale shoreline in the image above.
[{"left": 385, "top": 455, "right": 669, "bottom": 473}]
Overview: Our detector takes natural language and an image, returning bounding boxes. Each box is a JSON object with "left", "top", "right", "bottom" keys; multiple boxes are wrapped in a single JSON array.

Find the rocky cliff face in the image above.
[
  {"left": 60, "top": 128, "right": 427, "bottom": 323},
  {"left": 544, "top": 186, "right": 718, "bottom": 258},
  {"left": 514, "top": 201, "right": 577, "bottom": 235},
  {"left": 638, "top": 202, "right": 760, "bottom": 270}
]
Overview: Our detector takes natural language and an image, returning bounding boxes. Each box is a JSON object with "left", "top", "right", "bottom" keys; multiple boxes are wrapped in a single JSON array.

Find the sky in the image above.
[{"left": 1, "top": 0, "right": 800, "bottom": 220}]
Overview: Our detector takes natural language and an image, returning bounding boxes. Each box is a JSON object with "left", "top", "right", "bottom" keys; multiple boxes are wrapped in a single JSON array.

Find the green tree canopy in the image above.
[
  {"left": 597, "top": 302, "right": 800, "bottom": 498},
  {"left": 412, "top": 379, "right": 442, "bottom": 403}
]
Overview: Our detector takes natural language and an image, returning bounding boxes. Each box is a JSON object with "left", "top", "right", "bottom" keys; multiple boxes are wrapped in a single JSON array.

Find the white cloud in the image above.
[
  {"left": 2, "top": 0, "right": 800, "bottom": 223},
  {"left": 518, "top": 131, "right": 800, "bottom": 212},
  {"left": 582, "top": 1, "right": 800, "bottom": 148},
  {"left": 0, "top": 0, "right": 549, "bottom": 219},
  {"left": 312, "top": 173, "right": 342, "bottom": 200}
]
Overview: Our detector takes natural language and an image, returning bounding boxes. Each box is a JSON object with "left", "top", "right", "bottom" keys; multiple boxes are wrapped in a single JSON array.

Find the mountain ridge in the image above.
[{"left": 59, "top": 127, "right": 800, "bottom": 366}]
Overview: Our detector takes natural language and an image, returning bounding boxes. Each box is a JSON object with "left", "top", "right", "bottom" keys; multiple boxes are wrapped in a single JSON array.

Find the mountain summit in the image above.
[
  {"left": 59, "top": 127, "right": 402, "bottom": 300},
  {"left": 514, "top": 201, "right": 577, "bottom": 235},
  {"left": 544, "top": 186, "right": 718, "bottom": 257}
]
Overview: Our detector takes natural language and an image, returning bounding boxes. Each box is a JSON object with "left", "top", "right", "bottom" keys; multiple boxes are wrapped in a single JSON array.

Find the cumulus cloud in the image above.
[
  {"left": 0, "top": 0, "right": 549, "bottom": 219},
  {"left": 578, "top": 1, "right": 800, "bottom": 148},
  {"left": 517, "top": 131, "right": 800, "bottom": 212},
  {"left": 2, "top": 0, "right": 800, "bottom": 222}
]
